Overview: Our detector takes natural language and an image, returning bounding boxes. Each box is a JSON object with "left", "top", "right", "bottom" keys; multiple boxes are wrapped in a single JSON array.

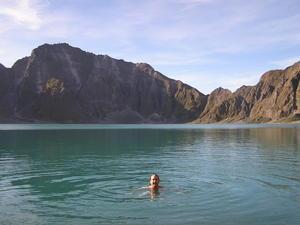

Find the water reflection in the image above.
[
  {"left": 250, "top": 127, "right": 300, "bottom": 148},
  {"left": 0, "top": 126, "right": 299, "bottom": 203},
  {"left": 200, "top": 127, "right": 299, "bottom": 153},
  {"left": 0, "top": 129, "right": 204, "bottom": 160},
  {"left": 149, "top": 189, "right": 160, "bottom": 200},
  {"left": 0, "top": 127, "right": 299, "bottom": 160},
  {"left": 0, "top": 125, "right": 299, "bottom": 225}
]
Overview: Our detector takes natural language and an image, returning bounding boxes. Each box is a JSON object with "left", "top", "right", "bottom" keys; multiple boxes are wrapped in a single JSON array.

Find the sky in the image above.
[{"left": 0, "top": 0, "right": 300, "bottom": 94}]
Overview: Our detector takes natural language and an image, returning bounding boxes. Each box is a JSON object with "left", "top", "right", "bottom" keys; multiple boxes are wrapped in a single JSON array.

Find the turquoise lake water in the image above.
[{"left": 0, "top": 124, "right": 299, "bottom": 225}]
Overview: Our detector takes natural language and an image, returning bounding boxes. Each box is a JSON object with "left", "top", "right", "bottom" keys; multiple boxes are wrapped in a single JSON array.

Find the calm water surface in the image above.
[{"left": 0, "top": 124, "right": 299, "bottom": 225}]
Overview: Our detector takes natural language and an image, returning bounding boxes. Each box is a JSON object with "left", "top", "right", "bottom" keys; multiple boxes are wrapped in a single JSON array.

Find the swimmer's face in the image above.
[{"left": 149, "top": 175, "right": 160, "bottom": 187}]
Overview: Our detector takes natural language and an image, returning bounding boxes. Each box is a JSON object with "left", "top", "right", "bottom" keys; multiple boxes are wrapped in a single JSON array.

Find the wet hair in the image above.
[{"left": 150, "top": 174, "right": 160, "bottom": 180}]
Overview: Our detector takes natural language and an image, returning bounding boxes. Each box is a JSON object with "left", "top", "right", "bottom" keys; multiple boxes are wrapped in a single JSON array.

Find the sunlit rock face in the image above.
[
  {"left": 194, "top": 62, "right": 300, "bottom": 123},
  {"left": 7, "top": 43, "right": 207, "bottom": 123}
]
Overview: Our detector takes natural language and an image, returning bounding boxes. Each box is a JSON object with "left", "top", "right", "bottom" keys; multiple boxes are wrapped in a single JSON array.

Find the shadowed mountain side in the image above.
[
  {"left": 5, "top": 43, "right": 207, "bottom": 123},
  {"left": 0, "top": 63, "right": 14, "bottom": 119},
  {"left": 0, "top": 43, "right": 299, "bottom": 123},
  {"left": 194, "top": 62, "right": 300, "bottom": 123}
]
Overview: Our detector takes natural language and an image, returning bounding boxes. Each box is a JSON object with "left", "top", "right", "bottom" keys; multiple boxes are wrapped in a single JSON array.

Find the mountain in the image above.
[
  {"left": 0, "top": 43, "right": 299, "bottom": 123},
  {"left": 0, "top": 43, "right": 207, "bottom": 123},
  {"left": 0, "top": 63, "right": 12, "bottom": 119},
  {"left": 194, "top": 62, "right": 300, "bottom": 123}
]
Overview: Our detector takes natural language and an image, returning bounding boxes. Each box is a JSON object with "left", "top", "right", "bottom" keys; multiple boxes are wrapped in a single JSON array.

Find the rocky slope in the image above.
[
  {"left": 0, "top": 43, "right": 207, "bottom": 123},
  {"left": 0, "top": 63, "right": 13, "bottom": 119},
  {"left": 194, "top": 62, "right": 300, "bottom": 123},
  {"left": 0, "top": 43, "right": 299, "bottom": 123}
]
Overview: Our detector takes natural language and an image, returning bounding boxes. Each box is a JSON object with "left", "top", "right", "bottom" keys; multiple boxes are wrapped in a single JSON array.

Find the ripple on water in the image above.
[{"left": 1, "top": 126, "right": 300, "bottom": 225}]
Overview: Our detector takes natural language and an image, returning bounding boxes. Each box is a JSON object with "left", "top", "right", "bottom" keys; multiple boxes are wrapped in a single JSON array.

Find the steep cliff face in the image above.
[
  {"left": 0, "top": 64, "right": 10, "bottom": 99},
  {"left": 195, "top": 87, "right": 232, "bottom": 122},
  {"left": 0, "top": 63, "right": 14, "bottom": 119},
  {"left": 13, "top": 43, "right": 207, "bottom": 123},
  {"left": 195, "top": 62, "right": 300, "bottom": 123},
  {"left": 0, "top": 43, "right": 299, "bottom": 123},
  {"left": 249, "top": 63, "right": 300, "bottom": 121}
]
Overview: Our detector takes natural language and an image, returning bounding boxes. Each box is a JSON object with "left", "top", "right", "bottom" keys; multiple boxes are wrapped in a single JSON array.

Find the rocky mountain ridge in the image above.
[
  {"left": 0, "top": 43, "right": 299, "bottom": 123},
  {"left": 0, "top": 43, "right": 207, "bottom": 123},
  {"left": 194, "top": 62, "right": 300, "bottom": 123}
]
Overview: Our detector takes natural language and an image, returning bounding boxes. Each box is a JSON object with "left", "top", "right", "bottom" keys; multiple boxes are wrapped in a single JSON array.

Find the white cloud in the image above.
[
  {"left": 0, "top": 0, "right": 45, "bottom": 30},
  {"left": 127, "top": 52, "right": 216, "bottom": 66},
  {"left": 173, "top": 0, "right": 214, "bottom": 9},
  {"left": 0, "top": 0, "right": 300, "bottom": 92},
  {"left": 271, "top": 57, "right": 300, "bottom": 69},
  {"left": 175, "top": 0, "right": 213, "bottom": 3},
  {"left": 0, "top": 20, "right": 11, "bottom": 33}
]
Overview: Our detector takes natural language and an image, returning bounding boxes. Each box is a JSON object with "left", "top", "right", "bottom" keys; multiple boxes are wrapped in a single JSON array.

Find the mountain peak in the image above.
[
  {"left": 0, "top": 43, "right": 299, "bottom": 123},
  {"left": 36, "top": 42, "right": 71, "bottom": 50},
  {"left": 211, "top": 87, "right": 232, "bottom": 94},
  {"left": 31, "top": 43, "right": 91, "bottom": 57},
  {"left": 3, "top": 43, "right": 206, "bottom": 123}
]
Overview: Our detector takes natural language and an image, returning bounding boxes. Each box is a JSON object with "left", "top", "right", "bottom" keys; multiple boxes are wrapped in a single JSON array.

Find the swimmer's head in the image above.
[{"left": 149, "top": 174, "right": 160, "bottom": 188}]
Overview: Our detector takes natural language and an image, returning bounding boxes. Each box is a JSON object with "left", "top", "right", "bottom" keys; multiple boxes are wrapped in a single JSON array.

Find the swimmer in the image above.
[
  {"left": 134, "top": 174, "right": 162, "bottom": 199},
  {"left": 148, "top": 174, "right": 161, "bottom": 190},
  {"left": 137, "top": 174, "right": 162, "bottom": 190}
]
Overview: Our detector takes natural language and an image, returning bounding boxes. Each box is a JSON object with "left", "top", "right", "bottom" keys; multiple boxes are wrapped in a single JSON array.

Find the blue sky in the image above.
[{"left": 0, "top": 0, "right": 300, "bottom": 94}]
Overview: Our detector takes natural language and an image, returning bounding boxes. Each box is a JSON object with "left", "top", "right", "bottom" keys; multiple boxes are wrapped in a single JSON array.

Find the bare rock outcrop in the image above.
[
  {"left": 0, "top": 63, "right": 14, "bottom": 120},
  {"left": 7, "top": 43, "right": 207, "bottom": 123},
  {"left": 0, "top": 43, "right": 298, "bottom": 123},
  {"left": 195, "top": 62, "right": 300, "bottom": 123},
  {"left": 249, "top": 63, "right": 300, "bottom": 121}
]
